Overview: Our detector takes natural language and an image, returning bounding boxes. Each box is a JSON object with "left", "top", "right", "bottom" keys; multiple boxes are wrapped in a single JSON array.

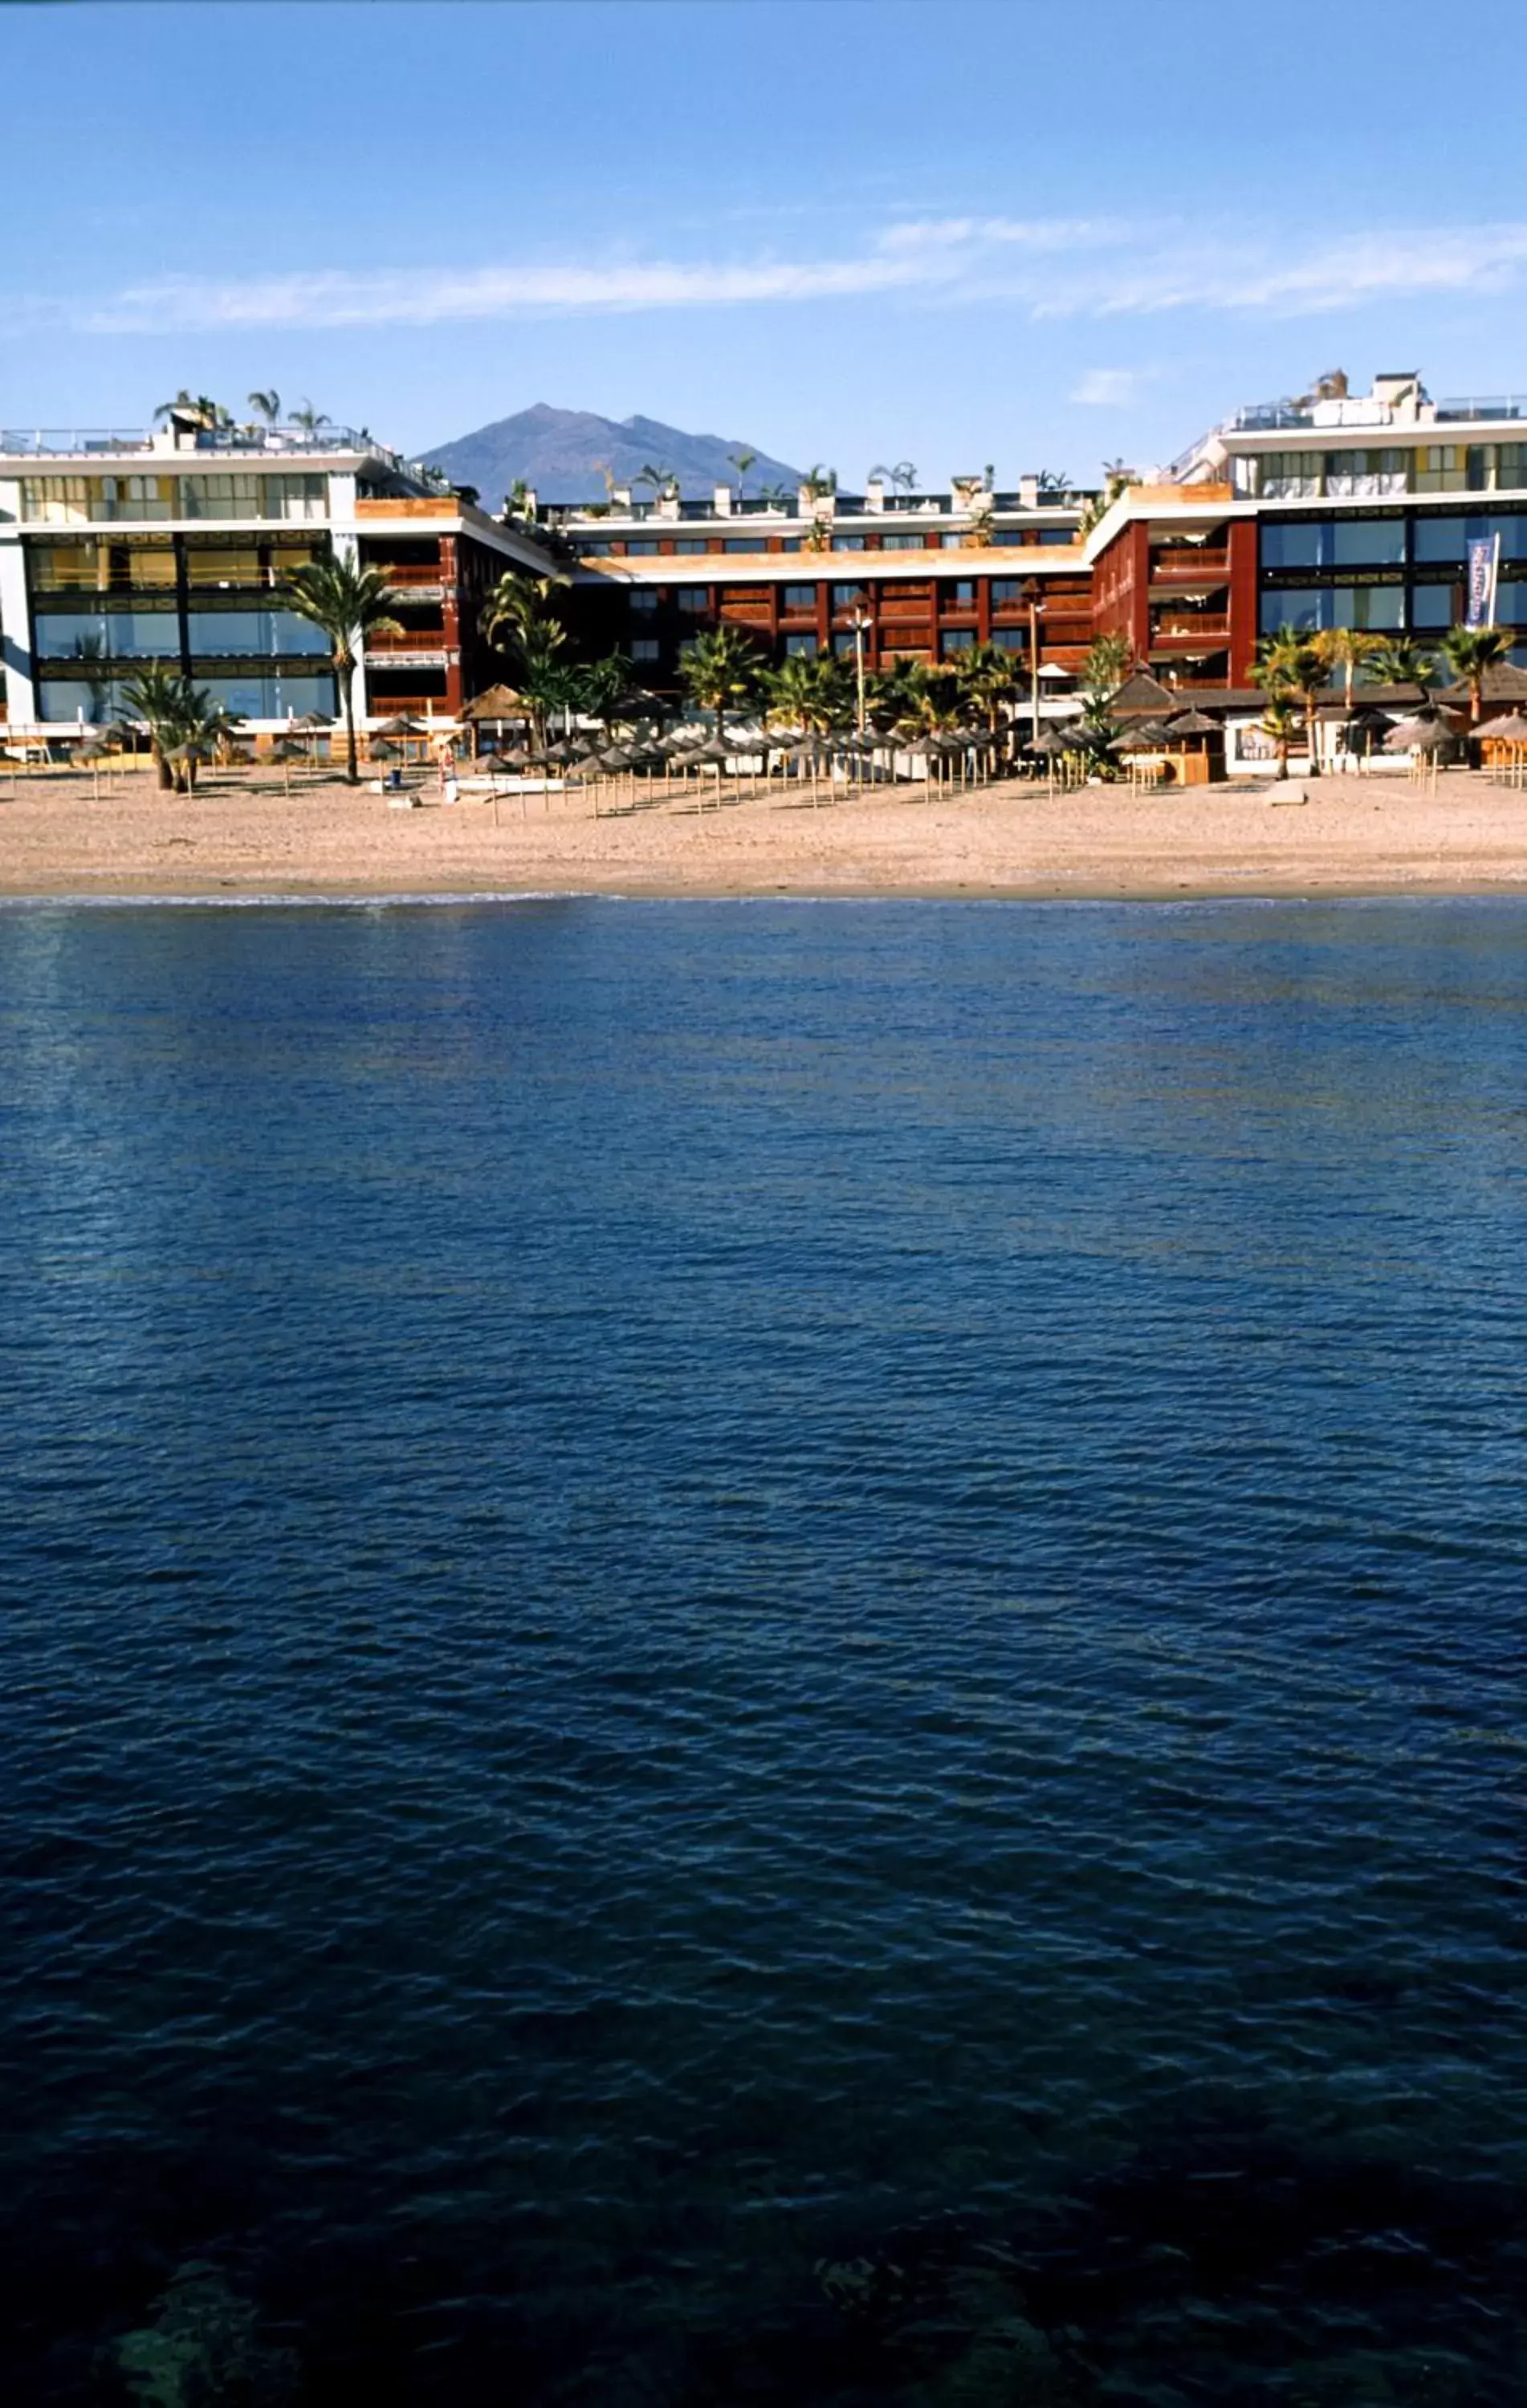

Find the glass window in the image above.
[
  {"left": 624, "top": 540, "right": 658, "bottom": 556},
  {"left": 940, "top": 531, "right": 967, "bottom": 548},
  {"left": 1037, "top": 529, "right": 1075, "bottom": 546},
  {"left": 1407, "top": 514, "right": 1527, "bottom": 565},
  {"left": 1259, "top": 586, "right": 1403, "bottom": 633},
  {"left": 630, "top": 637, "right": 661, "bottom": 661},
  {"left": 832, "top": 632, "right": 859, "bottom": 656},
  {"left": 186, "top": 609, "right": 330, "bottom": 657},
  {"left": 831, "top": 535, "right": 865, "bottom": 551},
  {"left": 882, "top": 533, "right": 927, "bottom": 551},
  {"left": 782, "top": 585, "right": 817, "bottom": 610},
  {"left": 944, "top": 581, "right": 976, "bottom": 608},
  {"left": 198, "top": 671, "right": 336, "bottom": 718},
  {"left": 724, "top": 538, "right": 764, "bottom": 553},
  {"left": 1260, "top": 452, "right": 1321, "bottom": 501},
  {"left": 38, "top": 677, "right": 135, "bottom": 722},
  {"left": 1411, "top": 585, "right": 1456, "bottom": 628},
  {"left": 1324, "top": 449, "right": 1409, "bottom": 498},
  {"left": 991, "top": 580, "right": 1023, "bottom": 604},
  {"left": 1332, "top": 518, "right": 1405, "bottom": 565},
  {"left": 1496, "top": 445, "right": 1527, "bottom": 491},
  {"left": 675, "top": 539, "right": 708, "bottom": 554},
  {"left": 579, "top": 540, "right": 612, "bottom": 556},
  {"left": 184, "top": 546, "right": 267, "bottom": 588},
  {"left": 628, "top": 591, "right": 658, "bottom": 615},
  {"left": 1415, "top": 445, "right": 1468, "bottom": 494},
  {"left": 33, "top": 608, "right": 178, "bottom": 659},
  {"left": 940, "top": 628, "right": 975, "bottom": 654},
  {"left": 778, "top": 538, "right": 803, "bottom": 553},
  {"left": 832, "top": 584, "right": 866, "bottom": 608},
  {"left": 783, "top": 632, "right": 818, "bottom": 656},
  {"left": 1497, "top": 583, "right": 1527, "bottom": 627},
  {"left": 675, "top": 588, "right": 709, "bottom": 614},
  {"left": 991, "top": 628, "right": 1027, "bottom": 651},
  {"left": 1262, "top": 522, "right": 1331, "bottom": 569}
]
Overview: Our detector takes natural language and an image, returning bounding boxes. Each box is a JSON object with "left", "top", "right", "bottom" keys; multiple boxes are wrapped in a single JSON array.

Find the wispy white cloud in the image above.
[
  {"left": 14, "top": 215, "right": 1527, "bottom": 335},
  {"left": 1072, "top": 368, "right": 1150, "bottom": 407}
]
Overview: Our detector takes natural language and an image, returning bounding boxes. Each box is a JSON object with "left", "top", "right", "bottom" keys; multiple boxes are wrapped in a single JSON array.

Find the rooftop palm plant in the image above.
[
  {"left": 678, "top": 624, "right": 764, "bottom": 741},
  {"left": 281, "top": 553, "right": 402, "bottom": 783},
  {"left": 1439, "top": 624, "right": 1513, "bottom": 725},
  {"left": 801, "top": 464, "right": 837, "bottom": 501},
  {"left": 247, "top": 390, "right": 282, "bottom": 427},
  {"left": 289, "top": 401, "right": 331, "bottom": 436},
  {"left": 153, "top": 391, "right": 230, "bottom": 431},
  {"left": 727, "top": 449, "right": 758, "bottom": 499}
]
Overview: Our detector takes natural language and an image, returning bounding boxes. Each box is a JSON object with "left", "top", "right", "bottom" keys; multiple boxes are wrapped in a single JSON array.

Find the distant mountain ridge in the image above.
[{"left": 421, "top": 403, "right": 801, "bottom": 506}]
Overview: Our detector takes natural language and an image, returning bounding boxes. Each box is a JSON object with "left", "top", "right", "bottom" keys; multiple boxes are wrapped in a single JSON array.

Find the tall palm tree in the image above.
[
  {"left": 870, "top": 461, "right": 918, "bottom": 495},
  {"left": 289, "top": 401, "right": 331, "bottom": 436},
  {"left": 955, "top": 642, "right": 1019, "bottom": 750},
  {"left": 480, "top": 573, "right": 572, "bottom": 748},
  {"left": 1312, "top": 627, "right": 1385, "bottom": 718},
  {"left": 1439, "top": 624, "right": 1513, "bottom": 726},
  {"left": 678, "top": 625, "right": 764, "bottom": 741},
  {"left": 247, "top": 390, "right": 282, "bottom": 427},
  {"left": 801, "top": 464, "right": 837, "bottom": 501},
  {"left": 636, "top": 463, "right": 677, "bottom": 501},
  {"left": 1252, "top": 626, "right": 1328, "bottom": 775},
  {"left": 281, "top": 554, "right": 402, "bottom": 782},
  {"left": 727, "top": 450, "right": 757, "bottom": 499}
]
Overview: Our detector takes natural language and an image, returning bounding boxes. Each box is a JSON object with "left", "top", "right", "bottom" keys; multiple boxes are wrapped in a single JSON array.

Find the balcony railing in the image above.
[
  {"left": 2, "top": 424, "right": 388, "bottom": 459},
  {"left": 1151, "top": 616, "right": 1232, "bottom": 642},
  {"left": 1151, "top": 548, "right": 1231, "bottom": 579}
]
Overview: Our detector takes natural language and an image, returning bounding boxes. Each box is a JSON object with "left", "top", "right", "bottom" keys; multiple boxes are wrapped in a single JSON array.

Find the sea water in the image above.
[{"left": 2, "top": 899, "right": 1524, "bottom": 2404}]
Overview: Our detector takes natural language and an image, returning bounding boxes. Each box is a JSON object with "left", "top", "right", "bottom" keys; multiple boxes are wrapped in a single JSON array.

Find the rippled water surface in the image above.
[{"left": 2, "top": 898, "right": 1525, "bottom": 2406}]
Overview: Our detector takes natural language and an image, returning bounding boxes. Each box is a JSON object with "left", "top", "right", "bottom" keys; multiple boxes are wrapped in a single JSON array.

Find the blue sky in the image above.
[{"left": 6, "top": 0, "right": 1527, "bottom": 485}]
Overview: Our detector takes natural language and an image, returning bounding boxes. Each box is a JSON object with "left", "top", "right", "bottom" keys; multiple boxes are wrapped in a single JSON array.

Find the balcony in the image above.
[
  {"left": 1149, "top": 547, "right": 1231, "bottom": 585},
  {"left": 1150, "top": 617, "right": 1232, "bottom": 653},
  {"left": 372, "top": 564, "right": 445, "bottom": 592}
]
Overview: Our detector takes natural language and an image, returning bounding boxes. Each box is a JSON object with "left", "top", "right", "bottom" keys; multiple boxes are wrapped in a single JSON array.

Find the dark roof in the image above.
[{"left": 1435, "top": 661, "right": 1527, "bottom": 703}]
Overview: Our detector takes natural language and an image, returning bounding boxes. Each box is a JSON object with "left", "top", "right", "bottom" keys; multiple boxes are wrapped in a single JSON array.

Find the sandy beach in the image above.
[{"left": 2, "top": 763, "right": 1526, "bottom": 901}]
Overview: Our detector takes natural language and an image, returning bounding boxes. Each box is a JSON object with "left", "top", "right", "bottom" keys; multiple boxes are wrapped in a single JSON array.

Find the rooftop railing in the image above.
[
  {"left": 1, "top": 424, "right": 395, "bottom": 461},
  {"left": 1435, "top": 396, "right": 1527, "bottom": 421}
]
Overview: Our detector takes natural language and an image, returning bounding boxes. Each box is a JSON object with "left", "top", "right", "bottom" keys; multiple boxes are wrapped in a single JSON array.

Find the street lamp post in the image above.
[{"left": 850, "top": 605, "right": 872, "bottom": 734}]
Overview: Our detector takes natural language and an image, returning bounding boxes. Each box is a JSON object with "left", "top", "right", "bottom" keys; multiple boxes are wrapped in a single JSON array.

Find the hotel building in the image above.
[
  {"left": 0, "top": 407, "right": 546, "bottom": 731},
  {"left": 535, "top": 473, "right": 1090, "bottom": 702},
  {"left": 1086, "top": 372, "right": 1527, "bottom": 695},
  {"left": 5, "top": 373, "right": 1525, "bottom": 742}
]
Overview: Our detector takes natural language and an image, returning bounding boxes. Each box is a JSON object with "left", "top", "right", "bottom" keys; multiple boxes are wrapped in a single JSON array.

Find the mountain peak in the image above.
[{"left": 423, "top": 404, "right": 800, "bottom": 505}]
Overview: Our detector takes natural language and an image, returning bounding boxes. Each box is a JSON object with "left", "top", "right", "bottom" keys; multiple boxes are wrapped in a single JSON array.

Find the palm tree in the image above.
[
  {"left": 870, "top": 461, "right": 918, "bottom": 495},
  {"left": 765, "top": 652, "right": 851, "bottom": 738},
  {"left": 801, "top": 464, "right": 837, "bottom": 501},
  {"left": 1035, "top": 470, "right": 1072, "bottom": 495},
  {"left": 1312, "top": 627, "right": 1385, "bottom": 719},
  {"left": 480, "top": 573, "right": 572, "bottom": 749},
  {"left": 636, "top": 463, "right": 677, "bottom": 501},
  {"left": 153, "top": 391, "right": 229, "bottom": 431},
  {"left": 576, "top": 653, "right": 640, "bottom": 746},
  {"left": 1252, "top": 626, "right": 1329, "bottom": 775},
  {"left": 1369, "top": 636, "right": 1439, "bottom": 703},
  {"left": 289, "top": 401, "right": 331, "bottom": 437},
  {"left": 119, "top": 663, "right": 242, "bottom": 792},
  {"left": 120, "top": 661, "right": 192, "bottom": 788},
  {"left": 281, "top": 554, "right": 402, "bottom": 782},
  {"left": 955, "top": 642, "right": 1019, "bottom": 763},
  {"left": 247, "top": 390, "right": 282, "bottom": 427},
  {"left": 727, "top": 449, "right": 757, "bottom": 499},
  {"left": 1439, "top": 624, "right": 1513, "bottom": 726},
  {"left": 678, "top": 624, "right": 764, "bottom": 741},
  {"left": 1258, "top": 696, "right": 1301, "bottom": 783}
]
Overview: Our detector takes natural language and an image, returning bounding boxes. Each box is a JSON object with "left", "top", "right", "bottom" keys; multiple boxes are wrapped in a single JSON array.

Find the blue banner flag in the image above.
[{"left": 1466, "top": 534, "right": 1500, "bottom": 628}]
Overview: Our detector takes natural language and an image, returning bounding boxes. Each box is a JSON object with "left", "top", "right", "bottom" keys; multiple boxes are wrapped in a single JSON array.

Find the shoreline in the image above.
[{"left": 3, "top": 763, "right": 1526, "bottom": 907}]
